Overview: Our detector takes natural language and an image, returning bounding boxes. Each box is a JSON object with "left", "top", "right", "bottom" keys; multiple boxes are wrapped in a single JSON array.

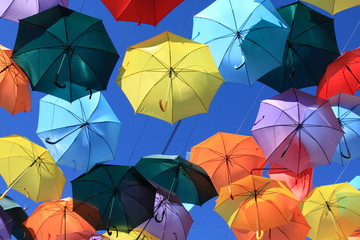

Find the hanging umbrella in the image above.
[
  {"left": 251, "top": 88, "right": 344, "bottom": 174},
  {"left": 0, "top": 0, "right": 68, "bottom": 22},
  {"left": 214, "top": 175, "right": 299, "bottom": 239},
  {"left": 56, "top": 230, "right": 111, "bottom": 240},
  {"left": 301, "top": 182, "right": 360, "bottom": 240},
  {"left": 72, "top": 165, "right": 157, "bottom": 233},
  {"left": 103, "top": 230, "right": 156, "bottom": 240},
  {"left": 100, "top": 0, "right": 184, "bottom": 26},
  {"left": 12, "top": 5, "right": 119, "bottom": 102},
  {"left": 36, "top": 92, "right": 121, "bottom": 173},
  {"left": 328, "top": 93, "right": 360, "bottom": 165},
  {"left": 0, "top": 135, "right": 66, "bottom": 202},
  {"left": 350, "top": 176, "right": 360, "bottom": 190},
  {"left": 116, "top": 31, "right": 223, "bottom": 124},
  {"left": 258, "top": 2, "right": 340, "bottom": 92},
  {"left": 0, "top": 44, "right": 31, "bottom": 115},
  {"left": 192, "top": 0, "right": 289, "bottom": 85},
  {"left": 0, "top": 208, "right": 13, "bottom": 240},
  {"left": 349, "top": 228, "right": 360, "bottom": 240},
  {"left": 135, "top": 154, "right": 218, "bottom": 205},
  {"left": 317, "top": 47, "right": 360, "bottom": 99},
  {"left": 189, "top": 132, "right": 266, "bottom": 193},
  {"left": 301, "top": 0, "right": 360, "bottom": 15}
]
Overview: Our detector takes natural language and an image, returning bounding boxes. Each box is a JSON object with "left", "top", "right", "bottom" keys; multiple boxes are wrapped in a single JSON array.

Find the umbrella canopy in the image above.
[
  {"left": 116, "top": 31, "right": 223, "bottom": 124},
  {"left": 36, "top": 92, "right": 121, "bottom": 173},
  {"left": 328, "top": 93, "right": 360, "bottom": 165},
  {"left": 349, "top": 228, "right": 360, "bottom": 240},
  {"left": 56, "top": 230, "right": 111, "bottom": 240},
  {"left": 0, "top": 135, "right": 66, "bottom": 202},
  {"left": 0, "top": 208, "right": 13, "bottom": 240},
  {"left": 192, "top": 0, "right": 289, "bottom": 85},
  {"left": 135, "top": 154, "right": 218, "bottom": 205},
  {"left": 189, "top": 132, "right": 266, "bottom": 193},
  {"left": 350, "top": 176, "right": 360, "bottom": 190},
  {"left": 72, "top": 165, "right": 157, "bottom": 233},
  {"left": 0, "top": 0, "right": 68, "bottom": 22},
  {"left": 214, "top": 175, "right": 299, "bottom": 238},
  {"left": 258, "top": 2, "right": 340, "bottom": 92},
  {"left": 301, "top": 182, "right": 360, "bottom": 240},
  {"left": 251, "top": 88, "right": 344, "bottom": 174},
  {"left": 103, "top": 230, "right": 156, "bottom": 240},
  {"left": 100, "top": 0, "right": 184, "bottom": 26},
  {"left": 0, "top": 44, "right": 30, "bottom": 115},
  {"left": 12, "top": 5, "right": 119, "bottom": 102},
  {"left": 301, "top": 0, "right": 360, "bottom": 15},
  {"left": 317, "top": 47, "right": 360, "bottom": 99},
  {"left": 24, "top": 198, "right": 95, "bottom": 240}
]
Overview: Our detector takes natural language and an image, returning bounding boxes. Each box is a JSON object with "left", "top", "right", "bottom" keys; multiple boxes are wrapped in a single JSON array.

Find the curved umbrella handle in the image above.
[
  {"left": 159, "top": 99, "right": 168, "bottom": 112},
  {"left": 86, "top": 88, "right": 93, "bottom": 99},
  {"left": 234, "top": 60, "right": 245, "bottom": 70},
  {"left": 45, "top": 137, "right": 62, "bottom": 145},
  {"left": 340, "top": 135, "right": 351, "bottom": 159},
  {"left": 154, "top": 210, "right": 165, "bottom": 223},
  {"left": 256, "top": 230, "right": 264, "bottom": 240},
  {"left": 54, "top": 73, "right": 66, "bottom": 88}
]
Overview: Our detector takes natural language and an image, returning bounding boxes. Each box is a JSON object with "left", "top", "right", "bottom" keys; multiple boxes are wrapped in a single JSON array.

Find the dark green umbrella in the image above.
[
  {"left": 12, "top": 5, "right": 119, "bottom": 102},
  {"left": 71, "top": 165, "right": 157, "bottom": 233},
  {"left": 257, "top": 2, "right": 340, "bottom": 92},
  {"left": 135, "top": 154, "right": 218, "bottom": 205}
]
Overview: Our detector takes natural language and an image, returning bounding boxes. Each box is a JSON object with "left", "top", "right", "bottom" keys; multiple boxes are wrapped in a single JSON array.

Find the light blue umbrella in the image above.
[
  {"left": 192, "top": 0, "right": 289, "bottom": 85},
  {"left": 329, "top": 93, "right": 360, "bottom": 166},
  {"left": 350, "top": 176, "right": 360, "bottom": 190},
  {"left": 36, "top": 92, "right": 121, "bottom": 172}
]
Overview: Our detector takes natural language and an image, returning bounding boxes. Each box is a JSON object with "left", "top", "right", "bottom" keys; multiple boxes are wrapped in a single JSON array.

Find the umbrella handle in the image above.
[
  {"left": 234, "top": 61, "right": 245, "bottom": 70},
  {"left": 256, "top": 230, "right": 264, "bottom": 240},
  {"left": 159, "top": 99, "right": 168, "bottom": 112},
  {"left": 154, "top": 210, "right": 165, "bottom": 223},
  {"left": 54, "top": 73, "right": 66, "bottom": 88},
  {"left": 340, "top": 135, "right": 351, "bottom": 159},
  {"left": 86, "top": 88, "right": 93, "bottom": 99}
]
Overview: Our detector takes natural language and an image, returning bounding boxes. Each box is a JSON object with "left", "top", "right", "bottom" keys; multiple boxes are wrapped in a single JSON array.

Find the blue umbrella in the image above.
[
  {"left": 350, "top": 176, "right": 360, "bottom": 190},
  {"left": 36, "top": 92, "right": 122, "bottom": 172},
  {"left": 192, "top": 0, "right": 289, "bottom": 85}
]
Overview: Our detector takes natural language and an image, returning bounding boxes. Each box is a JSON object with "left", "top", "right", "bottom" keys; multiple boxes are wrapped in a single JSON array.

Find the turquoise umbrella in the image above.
[
  {"left": 36, "top": 92, "right": 121, "bottom": 173},
  {"left": 350, "top": 176, "right": 360, "bottom": 190}
]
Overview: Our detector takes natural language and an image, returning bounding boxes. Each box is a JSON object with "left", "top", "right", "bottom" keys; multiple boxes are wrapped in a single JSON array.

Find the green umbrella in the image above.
[
  {"left": 135, "top": 154, "right": 218, "bottom": 205},
  {"left": 12, "top": 5, "right": 119, "bottom": 102},
  {"left": 257, "top": 2, "right": 340, "bottom": 92}
]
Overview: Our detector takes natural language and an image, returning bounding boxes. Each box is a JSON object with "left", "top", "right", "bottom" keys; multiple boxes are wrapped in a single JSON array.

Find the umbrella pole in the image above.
[
  {"left": 53, "top": 53, "right": 67, "bottom": 88},
  {"left": 327, "top": 202, "right": 347, "bottom": 240},
  {"left": 0, "top": 63, "right": 13, "bottom": 74}
]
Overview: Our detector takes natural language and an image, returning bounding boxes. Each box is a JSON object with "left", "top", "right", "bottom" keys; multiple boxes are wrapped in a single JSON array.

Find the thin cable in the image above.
[
  {"left": 80, "top": 0, "right": 86, "bottom": 13},
  {"left": 181, "top": 115, "right": 200, "bottom": 157},
  {"left": 340, "top": 20, "right": 360, "bottom": 54},
  {"left": 334, "top": 161, "right": 350, "bottom": 184},
  {"left": 127, "top": 117, "right": 149, "bottom": 164}
]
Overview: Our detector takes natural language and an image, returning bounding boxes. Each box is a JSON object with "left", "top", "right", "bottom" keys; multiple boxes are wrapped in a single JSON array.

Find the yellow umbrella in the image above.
[
  {"left": 103, "top": 229, "right": 159, "bottom": 240},
  {"left": 301, "top": 182, "right": 360, "bottom": 240},
  {"left": 0, "top": 135, "right": 66, "bottom": 202},
  {"left": 116, "top": 31, "right": 223, "bottom": 124},
  {"left": 301, "top": 0, "right": 359, "bottom": 14}
]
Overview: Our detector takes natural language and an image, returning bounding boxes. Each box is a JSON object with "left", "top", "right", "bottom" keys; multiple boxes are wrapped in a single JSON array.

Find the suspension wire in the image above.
[
  {"left": 127, "top": 116, "right": 149, "bottom": 164},
  {"left": 340, "top": 20, "right": 360, "bottom": 54},
  {"left": 181, "top": 115, "right": 200, "bottom": 157}
]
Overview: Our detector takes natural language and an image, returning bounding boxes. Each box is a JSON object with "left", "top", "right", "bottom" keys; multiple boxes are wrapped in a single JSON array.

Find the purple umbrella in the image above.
[
  {"left": 251, "top": 88, "right": 343, "bottom": 173},
  {"left": 0, "top": 0, "right": 68, "bottom": 22},
  {"left": 0, "top": 208, "right": 13, "bottom": 240}
]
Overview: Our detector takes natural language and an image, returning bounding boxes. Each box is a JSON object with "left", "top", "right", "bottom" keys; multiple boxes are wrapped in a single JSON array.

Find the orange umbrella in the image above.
[
  {"left": 232, "top": 207, "right": 310, "bottom": 240},
  {"left": 0, "top": 44, "right": 30, "bottom": 115},
  {"left": 214, "top": 175, "right": 299, "bottom": 239},
  {"left": 190, "top": 132, "right": 266, "bottom": 193},
  {"left": 24, "top": 198, "right": 95, "bottom": 240}
]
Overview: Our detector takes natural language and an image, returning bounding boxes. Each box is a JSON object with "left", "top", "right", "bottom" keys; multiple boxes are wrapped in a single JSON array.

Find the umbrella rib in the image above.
[
  {"left": 203, "top": 33, "right": 237, "bottom": 45},
  {"left": 195, "top": 16, "right": 236, "bottom": 33},
  {"left": 172, "top": 45, "right": 215, "bottom": 69},
  {"left": 118, "top": 68, "right": 168, "bottom": 80},
  {"left": 127, "top": 48, "right": 169, "bottom": 69}
]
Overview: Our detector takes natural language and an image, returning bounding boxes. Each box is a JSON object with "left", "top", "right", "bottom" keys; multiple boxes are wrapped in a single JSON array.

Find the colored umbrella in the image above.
[
  {"left": 116, "top": 31, "right": 223, "bottom": 124},
  {"left": 0, "top": 0, "right": 68, "bottom": 22},
  {"left": 36, "top": 92, "right": 121, "bottom": 173},
  {"left": 232, "top": 207, "right": 310, "bottom": 240},
  {"left": 301, "top": 182, "right": 360, "bottom": 240},
  {"left": 192, "top": 0, "right": 289, "bottom": 85},
  {"left": 135, "top": 154, "right": 218, "bottom": 205},
  {"left": 328, "top": 93, "right": 360, "bottom": 165},
  {"left": 317, "top": 47, "right": 360, "bottom": 99},
  {"left": 56, "top": 230, "right": 111, "bottom": 240},
  {"left": 103, "top": 230, "right": 156, "bottom": 240},
  {"left": 350, "top": 176, "right": 360, "bottom": 190},
  {"left": 189, "top": 132, "right": 266, "bottom": 193},
  {"left": 258, "top": 2, "right": 340, "bottom": 92},
  {"left": 24, "top": 198, "right": 95, "bottom": 240},
  {"left": 214, "top": 175, "right": 299, "bottom": 239},
  {"left": 301, "top": 0, "right": 360, "bottom": 15},
  {"left": 0, "top": 44, "right": 30, "bottom": 115},
  {"left": 100, "top": 0, "right": 184, "bottom": 26},
  {"left": 251, "top": 88, "right": 344, "bottom": 173},
  {"left": 0, "top": 209, "right": 13, "bottom": 240},
  {"left": 12, "top": 5, "right": 119, "bottom": 102},
  {"left": 349, "top": 228, "right": 360, "bottom": 240},
  {"left": 72, "top": 165, "right": 157, "bottom": 233},
  {"left": 0, "top": 135, "right": 66, "bottom": 202}
]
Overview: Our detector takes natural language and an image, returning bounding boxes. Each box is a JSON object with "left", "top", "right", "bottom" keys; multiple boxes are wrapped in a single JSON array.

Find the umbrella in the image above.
[
  {"left": 251, "top": 88, "right": 344, "bottom": 174},
  {"left": 349, "top": 228, "right": 360, "bottom": 240},
  {"left": 0, "top": 208, "right": 13, "bottom": 240},
  {"left": 0, "top": 44, "right": 31, "bottom": 115},
  {"left": 135, "top": 154, "right": 218, "bottom": 205},
  {"left": 24, "top": 198, "right": 95, "bottom": 240},
  {"left": 214, "top": 175, "right": 299, "bottom": 239},
  {"left": 317, "top": 47, "right": 360, "bottom": 99},
  {"left": 100, "top": 0, "right": 184, "bottom": 26},
  {"left": 301, "top": 182, "right": 360, "bottom": 240},
  {"left": 0, "top": 0, "right": 68, "bottom": 22},
  {"left": 328, "top": 93, "right": 360, "bottom": 165},
  {"left": 56, "top": 230, "right": 111, "bottom": 240},
  {"left": 36, "top": 92, "right": 122, "bottom": 173},
  {"left": 192, "top": 0, "right": 289, "bottom": 85},
  {"left": 301, "top": 0, "right": 360, "bottom": 15},
  {"left": 258, "top": 2, "right": 340, "bottom": 92},
  {"left": 232, "top": 207, "right": 310, "bottom": 240},
  {"left": 350, "top": 176, "right": 360, "bottom": 190},
  {"left": 189, "top": 132, "right": 266, "bottom": 193},
  {"left": 0, "top": 134, "right": 66, "bottom": 202},
  {"left": 12, "top": 5, "right": 119, "bottom": 102},
  {"left": 116, "top": 31, "right": 223, "bottom": 124},
  {"left": 103, "top": 230, "right": 156, "bottom": 240},
  {"left": 71, "top": 165, "right": 157, "bottom": 233}
]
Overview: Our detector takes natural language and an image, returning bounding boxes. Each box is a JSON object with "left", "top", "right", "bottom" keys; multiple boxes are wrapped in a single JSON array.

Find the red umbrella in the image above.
[
  {"left": 317, "top": 47, "right": 360, "bottom": 99},
  {"left": 100, "top": 0, "right": 184, "bottom": 26}
]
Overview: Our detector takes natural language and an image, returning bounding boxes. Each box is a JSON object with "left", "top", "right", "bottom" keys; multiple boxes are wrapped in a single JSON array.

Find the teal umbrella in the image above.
[{"left": 12, "top": 5, "right": 119, "bottom": 102}]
